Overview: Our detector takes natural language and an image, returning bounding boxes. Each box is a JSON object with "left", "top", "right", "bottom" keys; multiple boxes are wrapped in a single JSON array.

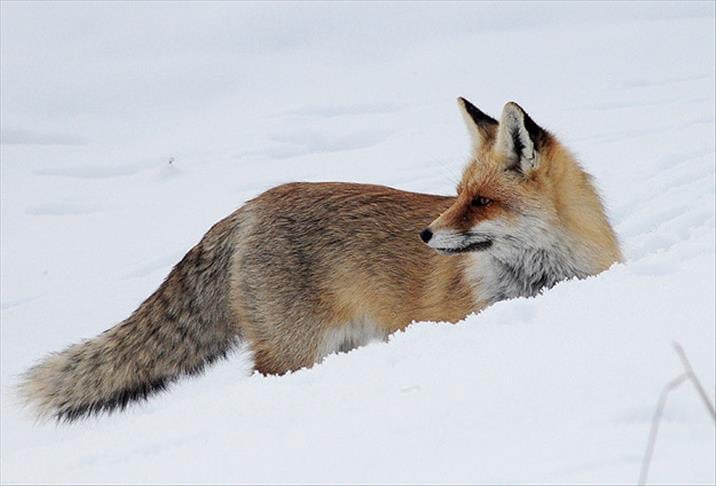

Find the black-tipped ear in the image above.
[
  {"left": 496, "top": 102, "right": 550, "bottom": 174},
  {"left": 457, "top": 97, "right": 498, "bottom": 149},
  {"left": 459, "top": 97, "right": 498, "bottom": 129}
]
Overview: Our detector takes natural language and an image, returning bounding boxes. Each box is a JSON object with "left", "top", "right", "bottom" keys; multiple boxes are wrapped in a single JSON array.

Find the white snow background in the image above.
[{"left": 1, "top": 1, "right": 714, "bottom": 484}]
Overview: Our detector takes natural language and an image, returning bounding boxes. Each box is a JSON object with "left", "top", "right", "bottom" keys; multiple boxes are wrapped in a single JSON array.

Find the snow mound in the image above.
[{"left": 1, "top": 2, "right": 714, "bottom": 484}]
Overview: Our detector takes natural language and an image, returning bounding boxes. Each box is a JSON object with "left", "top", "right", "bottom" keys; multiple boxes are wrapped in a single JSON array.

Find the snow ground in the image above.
[{"left": 1, "top": 2, "right": 714, "bottom": 484}]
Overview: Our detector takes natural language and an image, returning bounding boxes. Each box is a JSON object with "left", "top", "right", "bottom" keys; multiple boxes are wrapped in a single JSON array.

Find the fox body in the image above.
[{"left": 20, "top": 99, "right": 622, "bottom": 421}]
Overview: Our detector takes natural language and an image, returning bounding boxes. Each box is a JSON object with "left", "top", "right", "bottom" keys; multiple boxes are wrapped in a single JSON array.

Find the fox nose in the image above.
[{"left": 420, "top": 228, "right": 433, "bottom": 243}]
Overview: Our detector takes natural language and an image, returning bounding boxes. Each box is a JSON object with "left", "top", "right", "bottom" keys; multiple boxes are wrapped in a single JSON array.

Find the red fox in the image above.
[{"left": 19, "top": 99, "right": 622, "bottom": 421}]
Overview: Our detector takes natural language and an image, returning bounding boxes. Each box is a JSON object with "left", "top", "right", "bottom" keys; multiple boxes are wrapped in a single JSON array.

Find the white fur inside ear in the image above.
[{"left": 497, "top": 103, "right": 536, "bottom": 171}]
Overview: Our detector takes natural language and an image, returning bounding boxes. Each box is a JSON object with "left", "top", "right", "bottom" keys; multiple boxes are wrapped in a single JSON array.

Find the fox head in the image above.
[{"left": 421, "top": 98, "right": 621, "bottom": 279}]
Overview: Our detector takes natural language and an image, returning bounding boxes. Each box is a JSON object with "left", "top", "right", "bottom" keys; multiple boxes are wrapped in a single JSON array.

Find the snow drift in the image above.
[{"left": 1, "top": 2, "right": 714, "bottom": 484}]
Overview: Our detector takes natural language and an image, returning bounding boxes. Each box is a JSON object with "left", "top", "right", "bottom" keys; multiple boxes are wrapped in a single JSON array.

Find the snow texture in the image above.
[{"left": 1, "top": 2, "right": 714, "bottom": 484}]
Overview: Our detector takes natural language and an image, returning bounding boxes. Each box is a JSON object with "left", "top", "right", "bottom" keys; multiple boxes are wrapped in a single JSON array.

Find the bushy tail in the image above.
[{"left": 18, "top": 213, "right": 242, "bottom": 422}]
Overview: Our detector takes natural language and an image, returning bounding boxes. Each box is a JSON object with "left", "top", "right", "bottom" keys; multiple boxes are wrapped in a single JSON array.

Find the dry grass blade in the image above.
[
  {"left": 672, "top": 342, "right": 716, "bottom": 422},
  {"left": 639, "top": 342, "right": 716, "bottom": 485},
  {"left": 638, "top": 373, "right": 689, "bottom": 485}
]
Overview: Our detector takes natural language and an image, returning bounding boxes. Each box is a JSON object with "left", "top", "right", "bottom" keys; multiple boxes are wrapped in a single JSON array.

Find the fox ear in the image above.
[
  {"left": 496, "top": 102, "right": 549, "bottom": 174},
  {"left": 457, "top": 97, "right": 498, "bottom": 150}
]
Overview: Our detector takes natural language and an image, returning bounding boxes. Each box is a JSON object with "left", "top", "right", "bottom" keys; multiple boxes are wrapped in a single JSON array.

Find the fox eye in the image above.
[{"left": 471, "top": 196, "right": 492, "bottom": 208}]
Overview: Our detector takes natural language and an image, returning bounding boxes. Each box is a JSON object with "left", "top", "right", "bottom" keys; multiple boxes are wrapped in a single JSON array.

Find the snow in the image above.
[{"left": 1, "top": 2, "right": 714, "bottom": 484}]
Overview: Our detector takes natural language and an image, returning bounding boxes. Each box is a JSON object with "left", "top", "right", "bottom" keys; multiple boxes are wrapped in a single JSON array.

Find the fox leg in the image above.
[
  {"left": 249, "top": 317, "right": 387, "bottom": 375},
  {"left": 246, "top": 317, "right": 329, "bottom": 376}
]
